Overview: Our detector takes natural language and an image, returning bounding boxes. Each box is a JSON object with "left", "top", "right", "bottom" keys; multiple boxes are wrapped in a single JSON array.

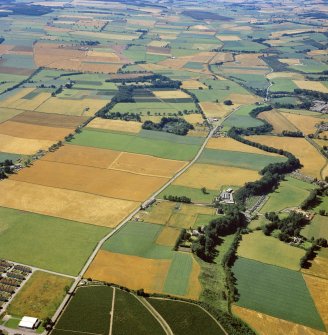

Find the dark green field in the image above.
[
  {"left": 148, "top": 298, "right": 226, "bottom": 335},
  {"left": 233, "top": 257, "right": 325, "bottom": 331}
]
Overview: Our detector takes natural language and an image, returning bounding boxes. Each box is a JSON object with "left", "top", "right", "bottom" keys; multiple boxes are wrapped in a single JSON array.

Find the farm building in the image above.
[
  {"left": 216, "top": 188, "right": 234, "bottom": 204},
  {"left": 19, "top": 316, "right": 39, "bottom": 329}
]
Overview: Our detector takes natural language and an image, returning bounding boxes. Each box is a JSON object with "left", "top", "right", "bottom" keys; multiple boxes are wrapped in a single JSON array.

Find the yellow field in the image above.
[
  {"left": 153, "top": 90, "right": 190, "bottom": 99},
  {"left": 185, "top": 257, "right": 202, "bottom": 300},
  {"left": 181, "top": 80, "right": 207, "bottom": 89},
  {"left": 258, "top": 110, "right": 298, "bottom": 134},
  {"left": 0, "top": 107, "right": 24, "bottom": 123},
  {"left": 304, "top": 274, "right": 328, "bottom": 330},
  {"left": 0, "top": 88, "right": 34, "bottom": 107},
  {"left": 85, "top": 250, "right": 170, "bottom": 293},
  {"left": 173, "top": 163, "right": 259, "bottom": 190},
  {"left": 137, "top": 201, "right": 177, "bottom": 225},
  {"left": 110, "top": 152, "right": 187, "bottom": 178},
  {"left": 0, "top": 121, "right": 73, "bottom": 141},
  {"left": 183, "top": 113, "right": 204, "bottom": 124},
  {"left": 228, "top": 93, "right": 259, "bottom": 104},
  {"left": 217, "top": 35, "right": 241, "bottom": 41},
  {"left": 234, "top": 53, "right": 266, "bottom": 67},
  {"left": 148, "top": 40, "right": 168, "bottom": 47},
  {"left": 281, "top": 113, "right": 321, "bottom": 135},
  {"left": 248, "top": 135, "right": 326, "bottom": 179},
  {"left": 36, "top": 97, "right": 107, "bottom": 116},
  {"left": 12, "top": 160, "right": 167, "bottom": 202},
  {"left": 7, "top": 271, "right": 73, "bottom": 319},
  {"left": 302, "top": 249, "right": 328, "bottom": 280},
  {"left": 199, "top": 102, "right": 233, "bottom": 118},
  {"left": 210, "top": 52, "right": 234, "bottom": 64},
  {"left": 267, "top": 72, "right": 304, "bottom": 80},
  {"left": 293, "top": 80, "right": 328, "bottom": 93},
  {"left": 279, "top": 58, "right": 301, "bottom": 65},
  {"left": 86, "top": 50, "right": 120, "bottom": 62},
  {"left": 232, "top": 305, "right": 326, "bottom": 335},
  {"left": 206, "top": 137, "right": 280, "bottom": 156},
  {"left": 0, "top": 133, "right": 53, "bottom": 154},
  {"left": 0, "top": 180, "right": 138, "bottom": 227},
  {"left": 156, "top": 227, "right": 180, "bottom": 247},
  {"left": 86, "top": 117, "right": 142, "bottom": 133},
  {"left": 0, "top": 92, "right": 51, "bottom": 111}
]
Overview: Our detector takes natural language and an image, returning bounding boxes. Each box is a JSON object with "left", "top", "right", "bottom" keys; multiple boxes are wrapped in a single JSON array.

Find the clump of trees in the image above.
[
  {"left": 163, "top": 195, "right": 191, "bottom": 203},
  {"left": 282, "top": 130, "right": 303, "bottom": 137},
  {"left": 106, "top": 112, "right": 141, "bottom": 122},
  {"left": 142, "top": 117, "right": 194, "bottom": 136}
]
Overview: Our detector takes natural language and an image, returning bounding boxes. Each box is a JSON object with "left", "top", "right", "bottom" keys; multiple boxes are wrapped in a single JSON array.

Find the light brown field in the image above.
[
  {"left": 228, "top": 93, "right": 259, "bottom": 104},
  {"left": 156, "top": 227, "right": 180, "bottom": 247},
  {"left": 0, "top": 180, "right": 138, "bottom": 227},
  {"left": 0, "top": 121, "right": 73, "bottom": 141},
  {"left": 42, "top": 144, "right": 120, "bottom": 168},
  {"left": 248, "top": 135, "right": 326, "bottom": 179},
  {"left": 279, "top": 58, "right": 301, "bottom": 66},
  {"left": 304, "top": 274, "right": 328, "bottom": 330},
  {"left": 0, "top": 133, "right": 53, "bottom": 154},
  {"left": 209, "top": 52, "right": 234, "bottom": 64},
  {"left": 84, "top": 250, "right": 171, "bottom": 293},
  {"left": 137, "top": 201, "right": 177, "bottom": 225},
  {"left": 35, "top": 97, "right": 107, "bottom": 116},
  {"left": 222, "top": 67, "right": 268, "bottom": 75},
  {"left": 0, "top": 88, "right": 35, "bottom": 108},
  {"left": 86, "top": 118, "right": 142, "bottom": 133},
  {"left": 302, "top": 249, "right": 328, "bottom": 280},
  {"left": 86, "top": 50, "right": 120, "bottom": 62},
  {"left": 7, "top": 271, "right": 73, "bottom": 319},
  {"left": 1, "top": 92, "right": 51, "bottom": 111},
  {"left": 206, "top": 137, "right": 280, "bottom": 156},
  {"left": 199, "top": 102, "right": 232, "bottom": 118},
  {"left": 183, "top": 113, "right": 204, "bottom": 124},
  {"left": 232, "top": 305, "right": 327, "bottom": 335},
  {"left": 217, "top": 35, "right": 241, "bottom": 41},
  {"left": 0, "top": 107, "right": 24, "bottom": 123},
  {"left": 110, "top": 152, "right": 187, "bottom": 178},
  {"left": 12, "top": 160, "right": 167, "bottom": 202},
  {"left": 281, "top": 113, "right": 322, "bottom": 135},
  {"left": 181, "top": 80, "right": 207, "bottom": 89},
  {"left": 258, "top": 110, "right": 298, "bottom": 134},
  {"left": 294, "top": 80, "right": 328, "bottom": 94},
  {"left": 148, "top": 40, "right": 169, "bottom": 48},
  {"left": 267, "top": 72, "right": 304, "bottom": 80},
  {"left": 186, "top": 257, "right": 202, "bottom": 300},
  {"left": 153, "top": 90, "right": 190, "bottom": 99},
  {"left": 234, "top": 53, "right": 266, "bottom": 67},
  {"left": 173, "top": 163, "right": 259, "bottom": 190}
]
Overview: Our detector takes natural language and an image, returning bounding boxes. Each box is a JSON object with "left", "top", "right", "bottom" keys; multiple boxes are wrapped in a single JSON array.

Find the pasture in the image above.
[
  {"left": 148, "top": 299, "right": 226, "bottom": 335},
  {"left": 223, "top": 105, "right": 264, "bottom": 128},
  {"left": 237, "top": 231, "right": 304, "bottom": 270},
  {"left": 0, "top": 206, "right": 109, "bottom": 275},
  {"left": 173, "top": 163, "right": 259, "bottom": 190},
  {"left": 8, "top": 271, "right": 73, "bottom": 319},
  {"left": 233, "top": 257, "right": 325, "bottom": 331},
  {"left": 302, "top": 215, "right": 328, "bottom": 240}
]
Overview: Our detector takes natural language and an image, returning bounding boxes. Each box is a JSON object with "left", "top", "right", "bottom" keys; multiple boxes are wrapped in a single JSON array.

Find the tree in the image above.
[
  {"left": 201, "top": 187, "right": 208, "bottom": 194},
  {"left": 319, "top": 209, "right": 326, "bottom": 216},
  {"left": 224, "top": 99, "right": 233, "bottom": 106}
]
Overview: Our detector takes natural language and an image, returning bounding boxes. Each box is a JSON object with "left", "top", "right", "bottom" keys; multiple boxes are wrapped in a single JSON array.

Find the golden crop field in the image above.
[
  {"left": 156, "top": 227, "right": 181, "bottom": 247},
  {"left": 0, "top": 92, "right": 51, "bottom": 111},
  {"left": 181, "top": 80, "right": 207, "bottom": 89},
  {"left": 0, "top": 88, "right": 34, "bottom": 108},
  {"left": 258, "top": 110, "right": 298, "bottom": 134},
  {"left": 303, "top": 274, "right": 328, "bottom": 330},
  {"left": 217, "top": 35, "right": 241, "bottom": 41},
  {"left": 228, "top": 93, "right": 259, "bottom": 104},
  {"left": 248, "top": 136, "right": 326, "bottom": 179},
  {"left": 293, "top": 80, "right": 328, "bottom": 93},
  {"left": 43, "top": 144, "right": 121, "bottom": 169},
  {"left": 0, "top": 121, "right": 73, "bottom": 141},
  {"left": 153, "top": 90, "right": 190, "bottom": 99},
  {"left": 0, "top": 180, "right": 139, "bottom": 227},
  {"left": 279, "top": 58, "right": 301, "bottom": 66},
  {"left": 183, "top": 113, "right": 204, "bottom": 124},
  {"left": 267, "top": 72, "right": 304, "bottom": 80},
  {"left": 173, "top": 163, "right": 259, "bottom": 190},
  {"left": 0, "top": 133, "right": 53, "bottom": 154},
  {"left": 110, "top": 152, "right": 187, "bottom": 178},
  {"left": 233, "top": 53, "right": 266, "bottom": 67},
  {"left": 302, "top": 249, "right": 328, "bottom": 280},
  {"left": 11, "top": 160, "right": 167, "bottom": 202},
  {"left": 85, "top": 250, "right": 171, "bottom": 293},
  {"left": 232, "top": 305, "right": 326, "bottom": 335},
  {"left": 0, "top": 107, "right": 24, "bottom": 123},
  {"left": 199, "top": 102, "right": 232, "bottom": 118},
  {"left": 86, "top": 117, "right": 142, "bottom": 133},
  {"left": 281, "top": 113, "right": 322, "bottom": 135},
  {"left": 206, "top": 137, "right": 280, "bottom": 156},
  {"left": 137, "top": 201, "right": 177, "bottom": 225},
  {"left": 7, "top": 271, "right": 73, "bottom": 319}
]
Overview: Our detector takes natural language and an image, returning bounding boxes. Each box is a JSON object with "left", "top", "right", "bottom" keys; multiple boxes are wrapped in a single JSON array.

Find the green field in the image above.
[
  {"left": 0, "top": 207, "right": 109, "bottom": 275},
  {"left": 198, "top": 148, "right": 286, "bottom": 170},
  {"left": 270, "top": 78, "right": 298, "bottom": 93},
  {"left": 158, "top": 185, "right": 217, "bottom": 204},
  {"left": 302, "top": 214, "right": 328, "bottom": 240},
  {"left": 194, "top": 214, "right": 220, "bottom": 228},
  {"left": 222, "top": 40, "right": 264, "bottom": 52},
  {"left": 71, "top": 129, "right": 202, "bottom": 160},
  {"left": 54, "top": 286, "right": 113, "bottom": 334},
  {"left": 237, "top": 231, "right": 305, "bottom": 270},
  {"left": 148, "top": 299, "right": 226, "bottom": 335},
  {"left": 223, "top": 105, "right": 264, "bottom": 128},
  {"left": 0, "top": 152, "right": 21, "bottom": 162},
  {"left": 113, "top": 289, "right": 165, "bottom": 335},
  {"left": 233, "top": 257, "right": 325, "bottom": 330},
  {"left": 101, "top": 221, "right": 173, "bottom": 259},
  {"left": 260, "top": 177, "right": 317, "bottom": 213},
  {"left": 313, "top": 196, "right": 328, "bottom": 214},
  {"left": 163, "top": 253, "right": 193, "bottom": 296}
]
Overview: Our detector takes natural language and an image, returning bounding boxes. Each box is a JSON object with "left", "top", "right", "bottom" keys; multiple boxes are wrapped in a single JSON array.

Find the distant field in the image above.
[
  {"left": 113, "top": 290, "right": 165, "bottom": 335},
  {"left": 148, "top": 299, "right": 226, "bottom": 335},
  {"left": 223, "top": 105, "right": 264, "bottom": 128},
  {"left": 8, "top": 271, "right": 73, "bottom": 319},
  {"left": 198, "top": 148, "right": 286, "bottom": 170},
  {"left": 0, "top": 206, "right": 109, "bottom": 275},
  {"left": 237, "top": 231, "right": 304, "bottom": 270},
  {"left": 282, "top": 113, "right": 322, "bottom": 135},
  {"left": 86, "top": 118, "right": 142, "bottom": 134},
  {"left": 258, "top": 110, "right": 298, "bottom": 134},
  {"left": 71, "top": 129, "right": 202, "bottom": 161},
  {"left": 260, "top": 177, "right": 316, "bottom": 213},
  {"left": 233, "top": 257, "right": 325, "bottom": 331}
]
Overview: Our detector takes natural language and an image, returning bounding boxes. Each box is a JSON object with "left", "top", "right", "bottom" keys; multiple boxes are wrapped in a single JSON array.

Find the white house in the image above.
[{"left": 19, "top": 316, "right": 39, "bottom": 329}]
